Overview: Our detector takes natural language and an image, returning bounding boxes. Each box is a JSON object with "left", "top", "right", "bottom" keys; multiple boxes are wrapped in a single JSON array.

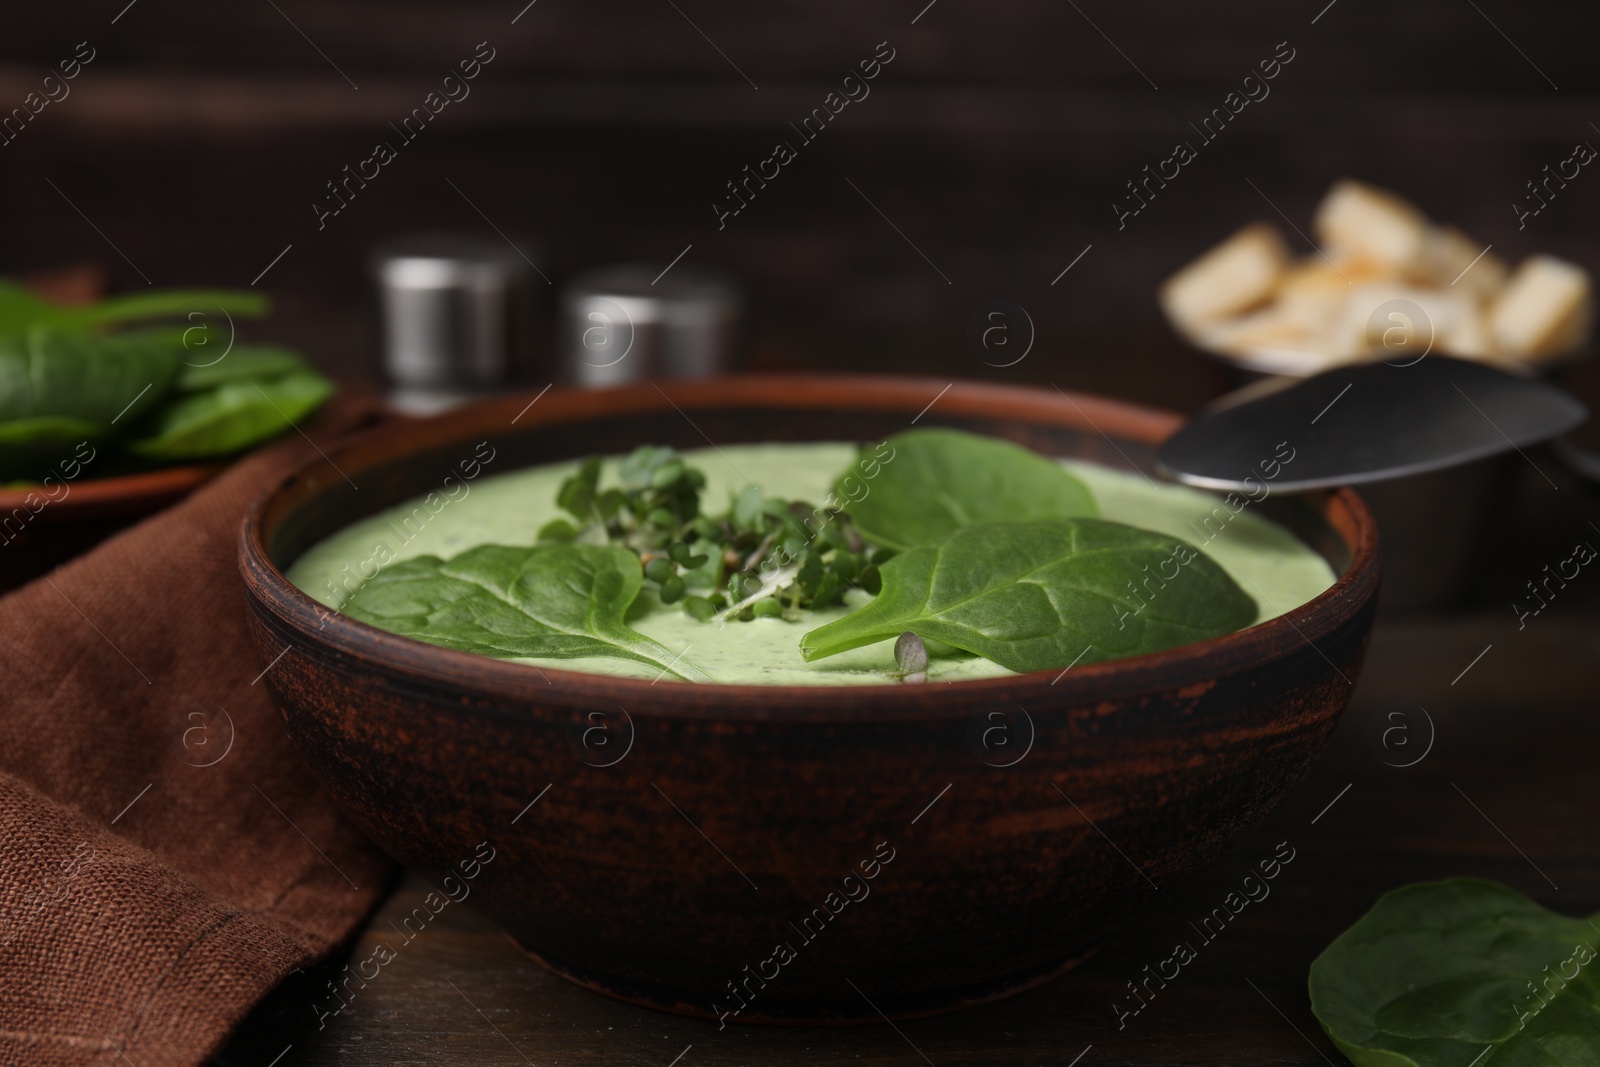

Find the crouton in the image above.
[
  {"left": 1312, "top": 180, "right": 1428, "bottom": 270},
  {"left": 1160, "top": 223, "right": 1289, "bottom": 328},
  {"left": 1489, "top": 255, "right": 1592, "bottom": 359}
]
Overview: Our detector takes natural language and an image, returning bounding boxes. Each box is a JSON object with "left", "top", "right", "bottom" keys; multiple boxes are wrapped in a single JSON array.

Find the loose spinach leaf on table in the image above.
[
  {"left": 842, "top": 428, "right": 1097, "bottom": 549},
  {"left": 127, "top": 364, "right": 333, "bottom": 460},
  {"left": 800, "top": 519, "right": 1256, "bottom": 672},
  {"left": 1309, "top": 878, "right": 1600, "bottom": 1067},
  {"left": 342, "top": 543, "right": 717, "bottom": 683}
]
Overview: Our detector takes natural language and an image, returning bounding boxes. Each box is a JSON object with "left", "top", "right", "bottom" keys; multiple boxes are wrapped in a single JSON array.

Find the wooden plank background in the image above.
[{"left": 2, "top": 0, "right": 1598, "bottom": 413}]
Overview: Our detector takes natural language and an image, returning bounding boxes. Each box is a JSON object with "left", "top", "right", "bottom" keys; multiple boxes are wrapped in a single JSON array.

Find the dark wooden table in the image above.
[{"left": 214, "top": 605, "right": 1600, "bottom": 1066}]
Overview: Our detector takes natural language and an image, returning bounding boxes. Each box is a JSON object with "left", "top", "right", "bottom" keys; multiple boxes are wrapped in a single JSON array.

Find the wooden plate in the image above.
[{"left": 0, "top": 462, "right": 223, "bottom": 524}]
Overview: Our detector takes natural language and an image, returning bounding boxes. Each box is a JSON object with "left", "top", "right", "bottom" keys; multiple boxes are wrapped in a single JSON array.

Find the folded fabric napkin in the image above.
[{"left": 0, "top": 397, "right": 397, "bottom": 1066}]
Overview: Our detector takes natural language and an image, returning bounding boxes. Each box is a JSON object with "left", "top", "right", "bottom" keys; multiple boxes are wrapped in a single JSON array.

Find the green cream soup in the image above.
[{"left": 287, "top": 443, "right": 1335, "bottom": 685}]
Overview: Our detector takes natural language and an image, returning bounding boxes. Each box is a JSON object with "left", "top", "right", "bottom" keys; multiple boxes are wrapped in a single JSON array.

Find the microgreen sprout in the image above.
[{"left": 544, "top": 445, "right": 882, "bottom": 622}]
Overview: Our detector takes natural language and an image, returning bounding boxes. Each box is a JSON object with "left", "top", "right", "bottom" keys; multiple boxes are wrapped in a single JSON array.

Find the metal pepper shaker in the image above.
[
  {"left": 560, "top": 264, "right": 739, "bottom": 387},
  {"left": 370, "top": 233, "right": 543, "bottom": 413}
]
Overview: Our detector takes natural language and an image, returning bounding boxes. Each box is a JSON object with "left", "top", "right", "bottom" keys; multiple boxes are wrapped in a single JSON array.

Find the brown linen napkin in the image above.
[{"left": 0, "top": 396, "right": 397, "bottom": 1067}]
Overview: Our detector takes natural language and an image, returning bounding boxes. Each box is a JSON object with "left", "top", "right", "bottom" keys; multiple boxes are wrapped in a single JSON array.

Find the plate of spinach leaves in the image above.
[{"left": 0, "top": 280, "right": 333, "bottom": 516}]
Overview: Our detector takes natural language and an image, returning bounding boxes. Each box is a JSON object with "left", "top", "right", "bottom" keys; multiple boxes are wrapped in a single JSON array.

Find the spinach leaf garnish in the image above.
[
  {"left": 800, "top": 519, "right": 1256, "bottom": 672},
  {"left": 342, "top": 543, "right": 717, "bottom": 683},
  {"left": 841, "top": 428, "right": 1097, "bottom": 550},
  {"left": 1309, "top": 878, "right": 1600, "bottom": 1067}
]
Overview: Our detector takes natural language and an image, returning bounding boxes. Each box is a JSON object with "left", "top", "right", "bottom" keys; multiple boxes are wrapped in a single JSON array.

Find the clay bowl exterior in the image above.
[{"left": 239, "top": 376, "right": 1380, "bottom": 1024}]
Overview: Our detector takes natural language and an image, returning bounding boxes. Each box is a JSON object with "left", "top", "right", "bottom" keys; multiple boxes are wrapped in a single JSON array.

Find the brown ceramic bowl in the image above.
[{"left": 239, "top": 376, "right": 1380, "bottom": 1024}]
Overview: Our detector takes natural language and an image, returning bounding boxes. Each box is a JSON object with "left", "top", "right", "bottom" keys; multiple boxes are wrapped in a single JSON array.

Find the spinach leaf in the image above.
[
  {"left": 800, "top": 519, "right": 1256, "bottom": 672},
  {"left": 0, "top": 416, "right": 101, "bottom": 444},
  {"left": 342, "top": 543, "right": 717, "bottom": 683},
  {"left": 71, "top": 289, "right": 269, "bottom": 330},
  {"left": 0, "top": 279, "right": 267, "bottom": 334},
  {"left": 0, "top": 281, "right": 267, "bottom": 335},
  {"left": 0, "top": 282, "right": 70, "bottom": 335},
  {"left": 840, "top": 428, "right": 1097, "bottom": 550},
  {"left": 1309, "top": 878, "right": 1600, "bottom": 1067},
  {"left": 0, "top": 416, "right": 103, "bottom": 480},
  {"left": 172, "top": 346, "right": 311, "bottom": 392},
  {"left": 125, "top": 366, "right": 333, "bottom": 460},
  {"left": 0, "top": 283, "right": 320, "bottom": 477},
  {"left": 0, "top": 326, "right": 182, "bottom": 429}
]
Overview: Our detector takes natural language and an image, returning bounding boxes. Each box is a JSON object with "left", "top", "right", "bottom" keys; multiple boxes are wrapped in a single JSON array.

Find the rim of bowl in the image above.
[{"left": 239, "top": 375, "right": 1381, "bottom": 722}]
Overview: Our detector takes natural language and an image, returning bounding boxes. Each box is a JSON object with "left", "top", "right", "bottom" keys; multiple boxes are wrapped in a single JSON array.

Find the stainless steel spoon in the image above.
[{"left": 1157, "top": 356, "right": 1589, "bottom": 493}]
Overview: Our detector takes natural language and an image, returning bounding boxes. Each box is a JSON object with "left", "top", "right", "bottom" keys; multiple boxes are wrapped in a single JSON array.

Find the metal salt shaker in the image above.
[
  {"left": 370, "top": 233, "right": 543, "bottom": 413},
  {"left": 560, "top": 264, "right": 739, "bottom": 387}
]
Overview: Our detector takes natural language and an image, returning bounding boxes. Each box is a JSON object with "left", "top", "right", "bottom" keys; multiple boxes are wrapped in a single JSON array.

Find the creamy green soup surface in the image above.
[{"left": 287, "top": 443, "right": 1335, "bottom": 685}]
